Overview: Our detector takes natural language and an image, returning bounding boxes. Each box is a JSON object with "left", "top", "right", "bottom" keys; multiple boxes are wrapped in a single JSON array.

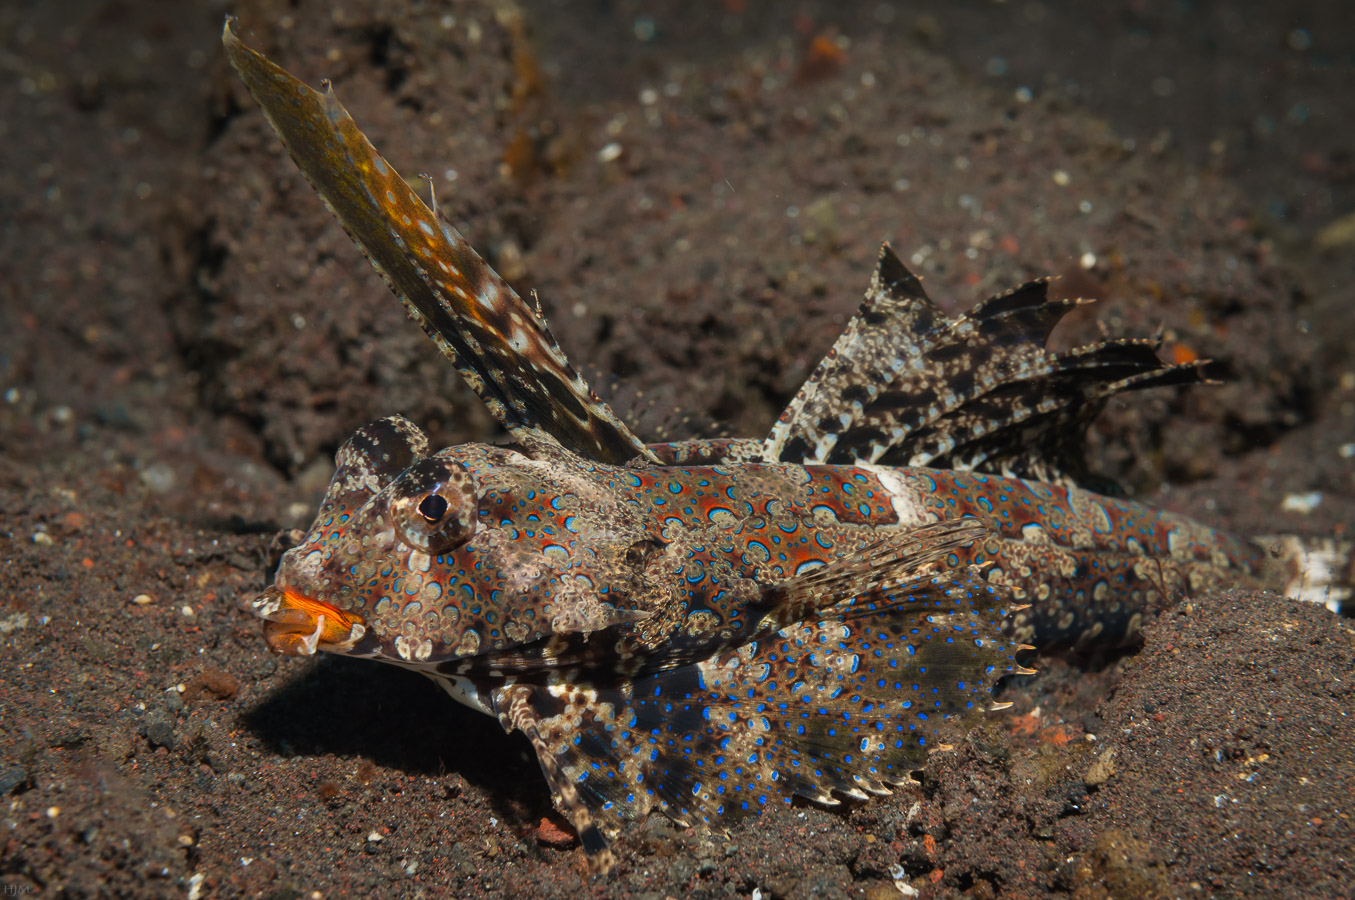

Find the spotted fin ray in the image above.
[
  {"left": 886, "top": 337, "right": 1207, "bottom": 483},
  {"left": 483, "top": 565, "right": 1017, "bottom": 868},
  {"left": 763, "top": 244, "right": 1208, "bottom": 483},
  {"left": 764, "top": 243, "right": 947, "bottom": 465},
  {"left": 222, "top": 20, "right": 655, "bottom": 465}
]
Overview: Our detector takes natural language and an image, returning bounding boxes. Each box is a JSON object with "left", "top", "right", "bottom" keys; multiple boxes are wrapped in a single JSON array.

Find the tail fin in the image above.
[{"left": 762, "top": 244, "right": 1208, "bottom": 486}]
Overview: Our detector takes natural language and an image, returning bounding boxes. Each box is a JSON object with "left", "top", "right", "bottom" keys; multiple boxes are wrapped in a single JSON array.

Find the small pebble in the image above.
[
  {"left": 139, "top": 462, "right": 177, "bottom": 494},
  {"left": 1085, "top": 749, "right": 1117, "bottom": 786},
  {"left": 32, "top": 532, "right": 53, "bottom": 546},
  {"left": 133, "top": 594, "right": 153, "bottom": 606},
  {"left": 144, "top": 708, "right": 178, "bottom": 749},
  {"left": 1280, "top": 492, "right": 1323, "bottom": 514},
  {"left": 0, "top": 765, "right": 32, "bottom": 795},
  {"left": 535, "top": 816, "right": 577, "bottom": 848}
]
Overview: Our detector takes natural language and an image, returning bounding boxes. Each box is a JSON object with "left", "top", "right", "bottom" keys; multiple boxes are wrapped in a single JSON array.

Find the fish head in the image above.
[
  {"left": 249, "top": 414, "right": 450, "bottom": 658},
  {"left": 249, "top": 416, "right": 662, "bottom": 668}
]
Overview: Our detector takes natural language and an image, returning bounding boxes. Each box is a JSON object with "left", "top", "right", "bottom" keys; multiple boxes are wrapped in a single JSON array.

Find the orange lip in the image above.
[{"left": 252, "top": 587, "right": 366, "bottom": 656}]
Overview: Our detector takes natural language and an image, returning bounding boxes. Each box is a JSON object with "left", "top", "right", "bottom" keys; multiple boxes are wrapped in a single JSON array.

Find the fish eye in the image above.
[
  {"left": 625, "top": 538, "right": 667, "bottom": 565},
  {"left": 390, "top": 460, "right": 478, "bottom": 553},
  {"left": 417, "top": 493, "right": 449, "bottom": 523}
]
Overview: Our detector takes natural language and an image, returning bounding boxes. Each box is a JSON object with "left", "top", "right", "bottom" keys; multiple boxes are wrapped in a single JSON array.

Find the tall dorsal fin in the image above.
[{"left": 223, "top": 20, "right": 655, "bottom": 465}]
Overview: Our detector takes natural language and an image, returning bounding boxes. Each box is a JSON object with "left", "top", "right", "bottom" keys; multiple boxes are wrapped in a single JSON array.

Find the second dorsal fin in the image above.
[{"left": 762, "top": 244, "right": 1208, "bottom": 485}]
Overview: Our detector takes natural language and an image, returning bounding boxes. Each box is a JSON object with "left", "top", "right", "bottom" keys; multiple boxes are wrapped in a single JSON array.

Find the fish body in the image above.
[
  {"left": 265, "top": 424, "right": 1265, "bottom": 666},
  {"left": 254, "top": 413, "right": 1263, "bottom": 866},
  {"left": 222, "top": 19, "right": 1326, "bottom": 871},
  {"left": 257, "top": 419, "right": 1024, "bottom": 866}
]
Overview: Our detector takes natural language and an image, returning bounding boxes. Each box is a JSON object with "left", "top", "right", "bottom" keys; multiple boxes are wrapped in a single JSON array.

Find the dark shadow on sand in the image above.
[{"left": 240, "top": 655, "right": 549, "bottom": 817}]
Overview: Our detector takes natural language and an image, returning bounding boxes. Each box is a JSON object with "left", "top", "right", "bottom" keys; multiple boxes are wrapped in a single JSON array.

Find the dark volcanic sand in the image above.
[{"left": 2, "top": 1, "right": 1352, "bottom": 897}]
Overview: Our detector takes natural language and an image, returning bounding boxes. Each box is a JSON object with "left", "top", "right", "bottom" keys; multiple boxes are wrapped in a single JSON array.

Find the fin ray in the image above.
[
  {"left": 488, "top": 569, "right": 1018, "bottom": 864},
  {"left": 765, "top": 244, "right": 1208, "bottom": 483},
  {"left": 223, "top": 20, "right": 655, "bottom": 465}
]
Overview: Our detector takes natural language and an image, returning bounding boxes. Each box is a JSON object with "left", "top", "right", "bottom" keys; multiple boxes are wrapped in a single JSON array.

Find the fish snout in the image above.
[{"left": 249, "top": 585, "right": 367, "bottom": 656}]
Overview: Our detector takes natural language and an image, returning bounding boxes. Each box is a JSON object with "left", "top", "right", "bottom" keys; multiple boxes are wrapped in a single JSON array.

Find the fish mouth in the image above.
[{"left": 249, "top": 585, "right": 367, "bottom": 656}]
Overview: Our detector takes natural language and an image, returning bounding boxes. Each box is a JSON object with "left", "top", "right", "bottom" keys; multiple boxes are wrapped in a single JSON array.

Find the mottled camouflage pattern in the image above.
[
  {"left": 254, "top": 419, "right": 1022, "bottom": 863},
  {"left": 765, "top": 248, "right": 1209, "bottom": 484},
  {"left": 224, "top": 20, "right": 1281, "bottom": 872}
]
